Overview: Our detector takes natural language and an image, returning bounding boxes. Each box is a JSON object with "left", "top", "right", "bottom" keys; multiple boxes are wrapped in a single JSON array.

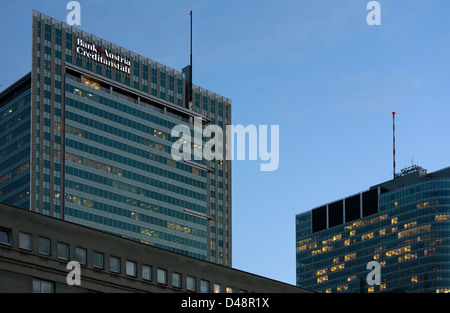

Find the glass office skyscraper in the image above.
[
  {"left": 0, "top": 11, "right": 232, "bottom": 266},
  {"left": 296, "top": 165, "right": 450, "bottom": 293}
]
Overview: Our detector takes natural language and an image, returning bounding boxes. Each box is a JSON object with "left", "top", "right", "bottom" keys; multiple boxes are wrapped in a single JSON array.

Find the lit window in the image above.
[
  {"left": 315, "top": 268, "right": 328, "bottom": 276},
  {"left": 361, "top": 232, "right": 374, "bottom": 241},
  {"left": 214, "top": 283, "right": 223, "bottom": 293},
  {"left": 435, "top": 215, "right": 450, "bottom": 222},
  {"left": 344, "top": 253, "right": 356, "bottom": 261},
  {"left": 226, "top": 287, "right": 233, "bottom": 293},
  {"left": 337, "top": 284, "right": 348, "bottom": 292},
  {"left": 331, "top": 264, "right": 345, "bottom": 272},
  {"left": 411, "top": 276, "right": 418, "bottom": 283},
  {"left": 82, "top": 76, "right": 100, "bottom": 90}
]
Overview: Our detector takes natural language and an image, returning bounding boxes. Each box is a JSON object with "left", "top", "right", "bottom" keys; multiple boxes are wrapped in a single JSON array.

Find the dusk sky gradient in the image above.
[{"left": 1, "top": 0, "right": 450, "bottom": 285}]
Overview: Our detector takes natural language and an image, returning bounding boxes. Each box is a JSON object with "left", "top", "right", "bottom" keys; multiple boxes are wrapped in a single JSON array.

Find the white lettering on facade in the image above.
[{"left": 76, "top": 38, "right": 131, "bottom": 74}]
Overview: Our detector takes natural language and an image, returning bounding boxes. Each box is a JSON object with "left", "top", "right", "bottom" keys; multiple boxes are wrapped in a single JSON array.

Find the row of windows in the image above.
[
  {"left": 64, "top": 166, "right": 206, "bottom": 214},
  {"left": 64, "top": 112, "right": 206, "bottom": 178},
  {"left": 0, "top": 109, "right": 30, "bottom": 137},
  {"left": 298, "top": 203, "right": 450, "bottom": 256},
  {"left": 0, "top": 161, "right": 30, "bottom": 185},
  {"left": 64, "top": 193, "right": 207, "bottom": 239},
  {"left": 0, "top": 93, "right": 30, "bottom": 123},
  {"left": 66, "top": 83, "right": 181, "bottom": 131},
  {"left": 0, "top": 227, "right": 241, "bottom": 293},
  {"left": 379, "top": 180, "right": 450, "bottom": 205},
  {"left": 65, "top": 163, "right": 206, "bottom": 203},
  {"left": 64, "top": 205, "right": 207, "bottom": 252}
]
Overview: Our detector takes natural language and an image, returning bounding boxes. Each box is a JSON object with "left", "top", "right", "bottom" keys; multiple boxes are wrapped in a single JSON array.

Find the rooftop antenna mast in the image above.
[
  {"left": 189, "top": 10, "right": 193, "bottom": 109},
  {"left": 392, "top": 112, "right": 397, "bottom": 179}
]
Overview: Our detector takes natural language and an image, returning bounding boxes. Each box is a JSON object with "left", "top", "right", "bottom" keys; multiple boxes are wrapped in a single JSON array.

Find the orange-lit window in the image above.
[
  {"left": 315, "top": 268, "right": 328, "bottom": 276},
  {"left": 347, "top": 275, "right": 357, "bottom": 282},
  {"left": 361, "top": 232, "right": 374, "bottom": 241},
  {"left": 83, "top": 76, "right": 100, "bottom": 90},
  {"left": 337, "top": 285, "right": 348, "bottom": 292},
  {"left": 435, "top": 215, "right": 450, "bottom": 222},
  {"left": 344, "top": 253, "right": 356, "bottom": 261}
]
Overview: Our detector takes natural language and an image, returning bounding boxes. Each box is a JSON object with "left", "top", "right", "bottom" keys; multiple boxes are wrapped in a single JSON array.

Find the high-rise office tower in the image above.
[
  {"left": 0, "top": 11, "right": 232, "bottom": 266},
  {"left": 296, "top": 165, "right": 450, "bottom": 293}
]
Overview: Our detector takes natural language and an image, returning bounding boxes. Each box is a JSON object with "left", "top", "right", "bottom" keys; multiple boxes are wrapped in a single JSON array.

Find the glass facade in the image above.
[
  {"left": 62, "top": 75, "right": 208, "bottom": 259},
  {"left": 296, "top": 167, "right": 450, "bottom": 293},
  {"left": 0, "top": 75, "right": 31, "bottom": 210},
  {"left": 0, "top": 10, "right": 232, "bottom": 266}
]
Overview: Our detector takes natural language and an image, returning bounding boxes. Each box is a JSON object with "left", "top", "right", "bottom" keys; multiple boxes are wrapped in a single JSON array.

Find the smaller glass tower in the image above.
[{"left": 296, "top": 165, "right": 450, "bottom": 293}]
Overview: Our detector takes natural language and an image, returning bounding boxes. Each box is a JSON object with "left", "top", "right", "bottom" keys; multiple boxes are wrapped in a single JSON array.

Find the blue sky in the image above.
[{"left": 1, "top": 1, "right": 450, "bottom": 286}]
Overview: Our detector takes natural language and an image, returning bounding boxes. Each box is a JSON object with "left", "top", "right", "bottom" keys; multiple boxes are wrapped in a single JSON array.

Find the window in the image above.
[
  {"left": 32, "top": 280, "right": 54, "bottom": 293},
  {"left": 0, "top": 229, "right": 11, "bottom": 245},
  {"left": 93, "top": 252, "right": 104, "bottom": 269},
  {"left": 157, "top": 268, "right": 167, "bottom": 285},
  {"left": 57, "top": 242, "right": 69, "bottom": 260},
  {"left": 186, "top": 276, "right": 196, "bottom": 292},
  {"left": 110, "top": 256, "right": 121, "bottom": 273},
  {"left": 38, "top": 237, "right": 51, "bottom": 255},
  {"left": 75, "top": 247, "right": 87, "bottom": 265},
  {"left": 226, "top": 287, "right": 233, "bottom": 293},
  {"left": 172, "top": 272, "right": 181, "bottom": 288},
  {"left": 142, "top": 265, "right": 152, "bottom": 281},
  {"left": 19, "top": 232, "right": 32, "bottom": 250},
  {"left": 214, "top": 283, "right": 223, "bottom": 293},
  {"left": 200, "top": 280, "right": 210, "bottom": 293},
  {"left": 126, "top": 261, "right": 137, "bottom": 277}
]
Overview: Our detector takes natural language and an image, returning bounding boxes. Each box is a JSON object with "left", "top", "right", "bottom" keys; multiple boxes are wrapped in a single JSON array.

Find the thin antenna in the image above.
[
  {"left": 392, "top": 112, "right": 396, "bottom": 179},
  {"left": 189, "top": 10, "right": 193, "bottom": 108}
]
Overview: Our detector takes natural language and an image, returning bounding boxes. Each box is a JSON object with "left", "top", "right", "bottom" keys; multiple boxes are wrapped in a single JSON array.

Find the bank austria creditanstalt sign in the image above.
[{"left": 76, "top": 38, "right": 131, "bottom": 74}]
